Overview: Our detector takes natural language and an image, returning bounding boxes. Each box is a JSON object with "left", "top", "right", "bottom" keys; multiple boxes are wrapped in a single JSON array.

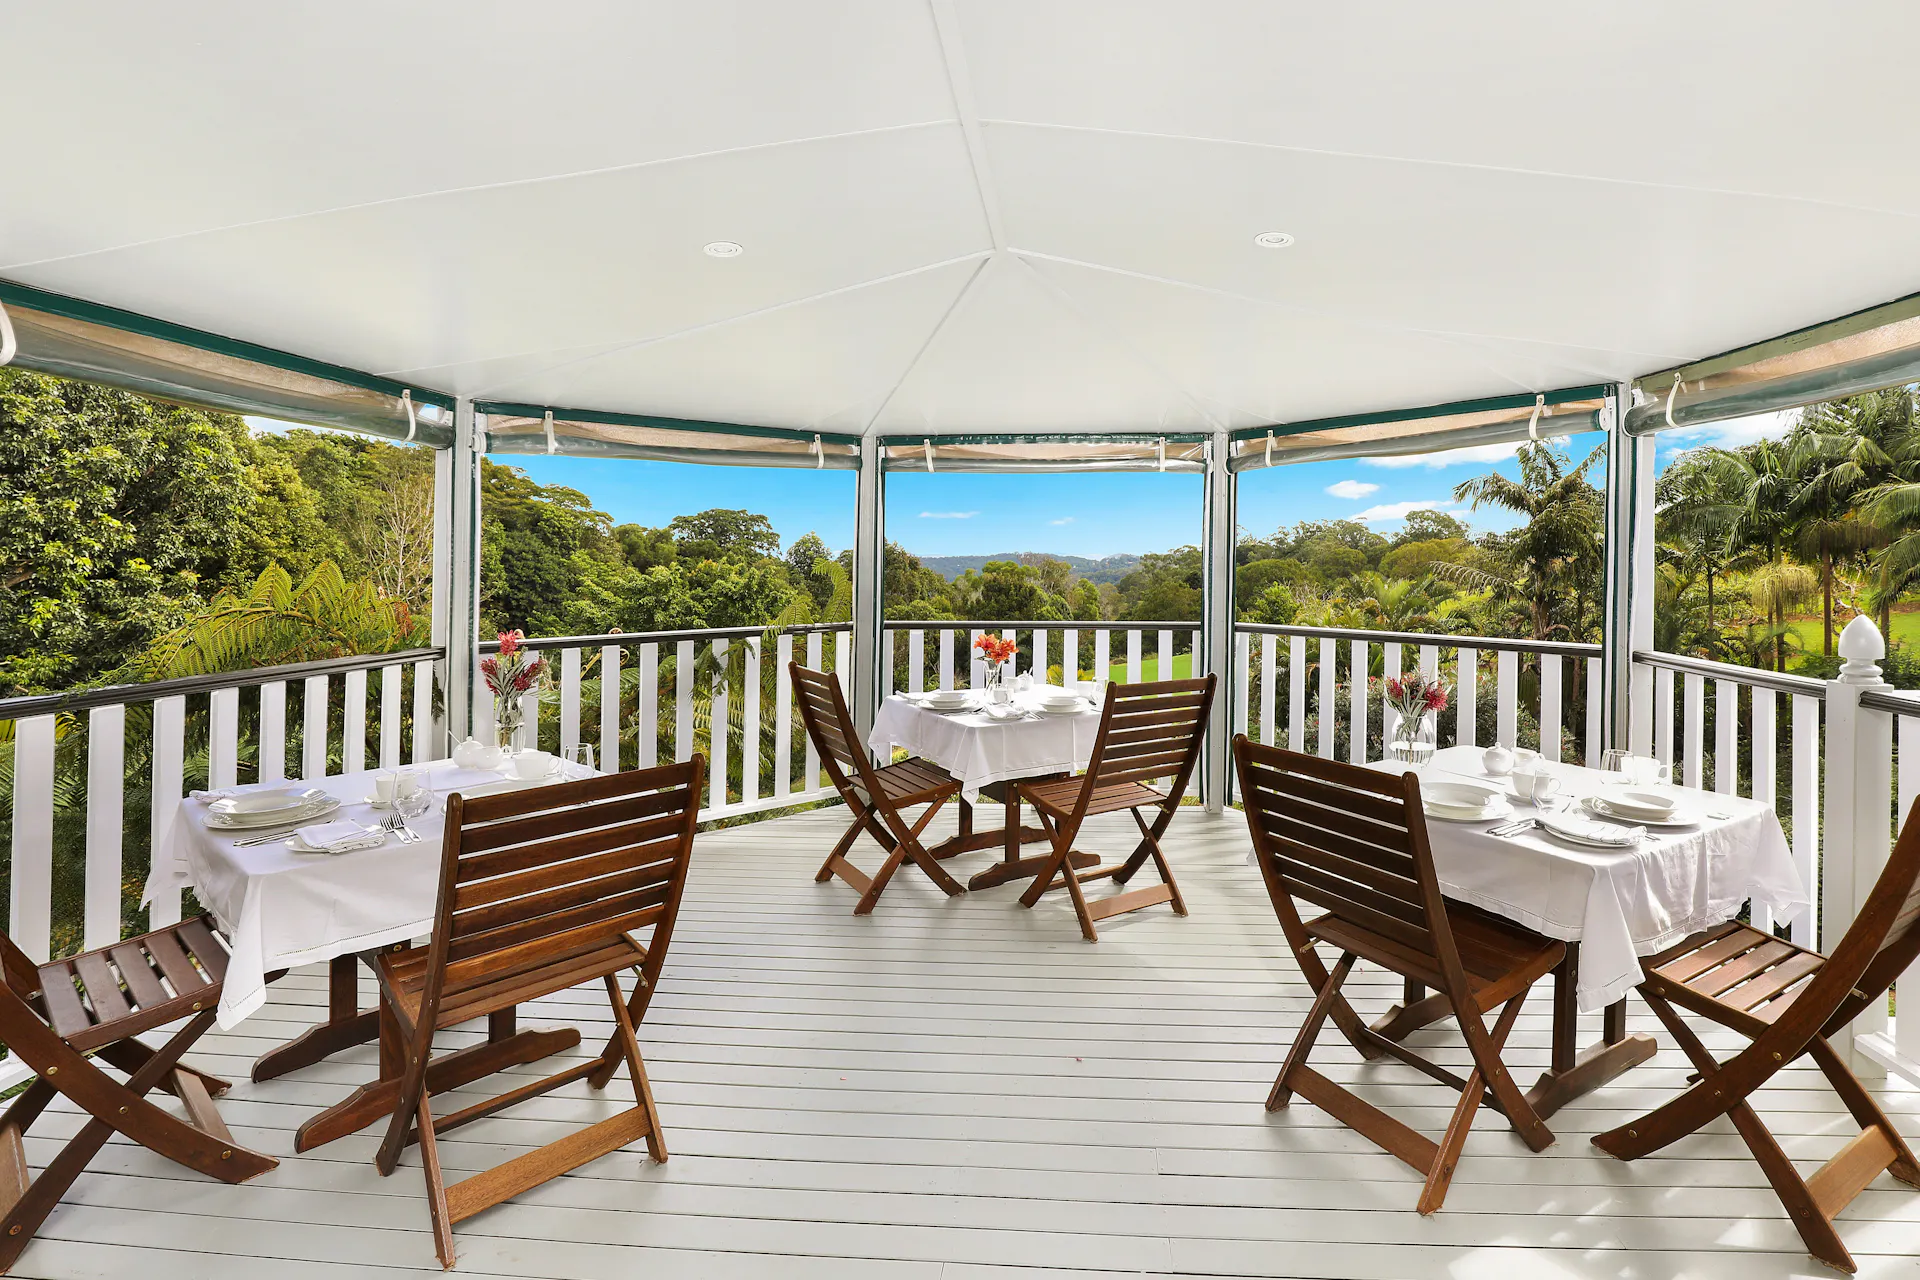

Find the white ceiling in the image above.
[{"left": 7, "top": 1, "right": 1920, "bottom": 436}]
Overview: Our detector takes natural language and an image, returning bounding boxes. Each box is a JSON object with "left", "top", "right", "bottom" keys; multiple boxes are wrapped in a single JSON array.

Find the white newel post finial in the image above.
[{"left": 1822, "top": 613, "right": 1891, "bottom": 1076}]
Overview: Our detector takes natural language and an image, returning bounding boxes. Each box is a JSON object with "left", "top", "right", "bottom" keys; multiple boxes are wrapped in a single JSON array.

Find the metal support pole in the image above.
[
  {"left": 1200, "top": 429, "right": 1235, "bottom": 811},
  {"left": 437, "top": 397, "right": 484, "bottom": 746},
  {"left": 850, "top": 433, "right": 886, "bottom": 748},
  {"left": 1601, "top": 385, "right": 1655, "bottom": 753}
]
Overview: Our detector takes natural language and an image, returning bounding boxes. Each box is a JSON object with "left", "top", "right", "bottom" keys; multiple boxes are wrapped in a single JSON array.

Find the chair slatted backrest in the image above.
[
  {"left": 418, "top": 759, "right": 704, "bottom": 1026},
  {"left": 1085, "top": 676, "right": 1215, "bottom": 796},
  {"left": 1234, "top": 737, "right": 1458, "bottom": 986},
  {"left": 790, "top": 665, "right": 880, "bottom": 797},
  {"left": 1817, "top": 795, "right": 1920, "bottom": 1036}
]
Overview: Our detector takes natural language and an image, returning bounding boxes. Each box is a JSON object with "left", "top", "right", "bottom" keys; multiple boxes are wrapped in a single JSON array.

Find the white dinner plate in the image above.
[
  {"left": 208, "top": 787, "right": 323, "bottom": 817},
  {"left": 1582, "top": 795, "right": 1695, "bottom": 827},
  {"left": 1423, "top": 797, "right": 1513, "bottom": 824},
  {"left": 1037, "top": 701, "right": 1091, "bottom": 716},
  {"left": 207, "top": 798, "right": 339, "bottom": 829}
]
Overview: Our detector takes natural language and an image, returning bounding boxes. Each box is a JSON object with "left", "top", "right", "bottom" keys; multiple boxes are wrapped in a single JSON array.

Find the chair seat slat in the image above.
[
  {"left": 105, "top": 942, "right": 170, "bottom": 1009},
  {"left": 71, "top": 951, "right": 131, "bottom": 1024}
]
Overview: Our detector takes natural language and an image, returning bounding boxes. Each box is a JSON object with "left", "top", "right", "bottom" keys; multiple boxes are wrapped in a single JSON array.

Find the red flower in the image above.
[
  {"left": 1423, "top": 684, "right": 1450, "bottom": 712},
  {"left": 1386, "top": 676, "right": 1406, "bottom": 701},
  {"left": 497, "top": 629, "right": 524, "bottom": 657}
]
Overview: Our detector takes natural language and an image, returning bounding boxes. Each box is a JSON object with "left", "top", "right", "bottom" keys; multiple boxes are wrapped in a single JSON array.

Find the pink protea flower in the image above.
[{"left": 497, "top": 629, "right": 524, "bottom": 657}]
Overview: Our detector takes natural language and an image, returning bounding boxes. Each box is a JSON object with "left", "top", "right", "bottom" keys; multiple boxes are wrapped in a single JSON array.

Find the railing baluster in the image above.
[
  {"left": 1234, "top": 630, "right": 1251, "bottom": 740},
  {"left": 1791, "top": 693, "right": 1820, "bottom": 948},
  {"left": 1033, "top": 628, "right": 1049, "bottom": 684},
  {"left": 1381, "top": 641, "right": 1401, "bottom": 746},
  {"left": 1063, "top": 628, "right": 1079, "bottom": 684},
  {"left": 1683, "top": 672, "right": 1706, "bottom": 790},
  {"left": 710, "top": 638, "right": 729, "bottom": 811},
  {"left": 883, "top": 628, "right": 896, "bottom": 697},
  {"left": 519, "top": 685, "right": 540, "bottom": 753},
  {"left": 148, "top": 696, "right": 186, "bottom": 929},
  {"left": 83, "top": 704, "right": 125, "bottom": 951},
  {"left": 1752, "top": 688, "right": 1778, "bottom": 934},
  {"left": 938, "top": 629, "right": 954, "bottom": 692},
  {"left": 639, "top": 642, "right": 659, "bottom": 769},
  {"left": 1350, "top": 640, "right": 1369, "bottom": 764},
  {"left": 1899, "top": 712, "right": 1920, "bottom": 1059},
  {"left": 834, "top": 630, "right": 851, "bottom": 695},
  {"left": 805, "top": 632, "right": 823, "bottom": 788},
  {"left": 1539, "top": 654, "right": 1561, "bottom": 762},
  {"left": 1095, "top": 629, "right": 1110, "bottom": 684},
  {"left": 909, "top": 629, "right": 925, "bottom": 694},
  {"left": 775, "top": 634, "right": 794, "bottom": 800},
  {"left": 1128, "top": 630, "right": 1143, "bottom": 684},
  {"left": 258, "top": 681, "right": 287, "bottom": 783},
  {"left": 1419, "top": 644, "right": 1439, "bottom": 683},
  {"left": 1654, "top": 666, "right": 1676, "bottom": 768},
  {"left": 742, "top": 637, "right": 761, "bottom": 807},
  {"left": 1317, "top": 637, "right": 1335, "bottom": 759},
  {"left": 970, "top": 629, "right": 985, "bottom": 688},
  {"left": 675, "top": 639, "right": 695, "bottom": 768},
  {"left": 1288, "top": 635, "right": 1306, "bottom": 752},
  {"left": 342, "top": 668, "right": 366, "bottom": 775},
  {"left": 559, "top": 646, "right": 582, "bottom": 756},
  {"left": 10, "top": 715, "right": 55, "bottom": 962},
  {"left": 1585, "top": 657, "right": 1603, "bottom": 766},
  {"left": 1455, "top": 648, "right": 1477, "bottom": 748},
  {"left": 1158, "top": 628, "right": 1175, "bottom": 682},
  {"left": 379, "top": 663, "right": 402, "bottom": 770},
  {"left": 1714, "top": 678, "right": 1738, "bottom": 795},
  {"left": 413, "top": 658, "right": 436, "bottom": 763},
  {"left": 1495, "top": 650, "right": 1518, "bottom": 749},
  {"left": 1260, "top": 633, "right": 1277, "bottom": 746},
  {"left": 600, "top": 644, "right": 622, "bottom": 771},
  {"left": 209, "top": 686, "right": 239, "bottom": 789}
]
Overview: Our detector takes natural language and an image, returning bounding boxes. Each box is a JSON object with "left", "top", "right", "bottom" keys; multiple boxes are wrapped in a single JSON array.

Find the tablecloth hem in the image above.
[{"left": 215, "top": 918, "right": 430, "bottom": 1029}]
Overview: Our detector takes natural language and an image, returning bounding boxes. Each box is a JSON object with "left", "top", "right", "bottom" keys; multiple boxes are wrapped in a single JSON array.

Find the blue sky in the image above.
[{"left": 269, "top": 410, "right": 1796, "bottom": 561}]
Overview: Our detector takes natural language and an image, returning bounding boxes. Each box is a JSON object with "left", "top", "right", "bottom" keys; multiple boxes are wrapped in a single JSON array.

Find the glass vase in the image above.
[{"left": 1388, "top": 712, "right": 1436, "bottom": 768}]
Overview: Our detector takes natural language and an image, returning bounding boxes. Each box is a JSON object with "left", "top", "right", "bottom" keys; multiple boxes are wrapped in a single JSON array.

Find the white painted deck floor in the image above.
[{"left": 16, "top": 805, "right": 1920, "bottom": 1279}]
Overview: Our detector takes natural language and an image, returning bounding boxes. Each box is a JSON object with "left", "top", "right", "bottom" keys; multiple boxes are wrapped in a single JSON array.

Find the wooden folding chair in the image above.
[
  {"left": 790, "top": 663, "right": 966, "bottom": 914},
  {"left": 373, "top": 758, "right": 703, "bottom": 1268},
  {"left": 1015, "top": 675, "right": 1215, "bottom": 941},
  {"left": 1233, "top": 736, "right": 1564, "bottom": 1212},
  {"left": 1593, "top": 797, "right": 1920, "bottom": 1273},
  {"left": 0, "top": 917, "right": 276, "bottom": 1273}
]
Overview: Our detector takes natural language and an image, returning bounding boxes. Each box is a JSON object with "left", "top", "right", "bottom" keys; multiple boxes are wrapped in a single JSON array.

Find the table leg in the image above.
[
  {"left": 1522, "top": 944, "right": 1656, "bottom": 1121},
  {"left": 251, "top": 953, "right": 381, "bottom": 1083},
  {"left": 965, "top": 776, "right": 1097, "bottom": 891}
]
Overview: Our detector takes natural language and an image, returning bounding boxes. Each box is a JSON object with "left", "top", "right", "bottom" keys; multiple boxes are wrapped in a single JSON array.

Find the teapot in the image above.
[
  {"left": 451, "top": 736, "right": 506, "bottom": 771},
  {"left": 1481, "top": 742, "right": 1515, "bottom": 777}
]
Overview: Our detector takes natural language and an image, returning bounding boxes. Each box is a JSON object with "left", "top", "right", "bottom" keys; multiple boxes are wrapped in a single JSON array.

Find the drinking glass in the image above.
[
  {"left": 562, "top": 743, "right": 597, "bottom": 775},
  {"left": 1599, "top": 748, "right": 1631, "bottom": 776}
]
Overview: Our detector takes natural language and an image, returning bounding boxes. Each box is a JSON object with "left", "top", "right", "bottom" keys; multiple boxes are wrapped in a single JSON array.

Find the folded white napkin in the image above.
[
  {"left": 1539, "top": 813, "right": 1643, "bottom": 846},
  {"left": 292, "top": 820, "right": 388, "bottom": 854}
]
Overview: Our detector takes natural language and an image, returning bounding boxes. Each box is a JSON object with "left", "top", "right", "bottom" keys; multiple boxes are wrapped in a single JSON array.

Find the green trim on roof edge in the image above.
[
  {"left": 0, "top": 279, "right": 457, "bottom": 412},
  {"left": 1227, "top": 384, "right": 1611, "bottom": 443},
  {"left": 473, "top": 400, "right": 862, "bottom": 447}
]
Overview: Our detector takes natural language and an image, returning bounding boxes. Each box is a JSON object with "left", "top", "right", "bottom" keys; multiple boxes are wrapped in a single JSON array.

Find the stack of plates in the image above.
[
  {"left": 205, "top": 787, "right": 338, "bottom": 829},
  {"left": 1538, "top": 812, "right": 1644, "bottom": 848},
  {"left": 1421, "top": 780, "right": 1512, "bottom": 824},
  {"left": 1036, "top": 692, "right": 1090, "bottom": 716},
  {"left": 921, "top": 689, "right": 972, "bottom": 712},
  {"left": 1583, "top": 786, "right": 1690, "bottom": 827}
]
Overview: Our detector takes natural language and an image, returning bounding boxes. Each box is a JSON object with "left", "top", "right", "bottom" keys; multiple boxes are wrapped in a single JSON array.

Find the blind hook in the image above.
[
  {"left": 0, "top": 298, "right": 15, "bottom": 368},
  {"left": 543, "top": 410, "right": 557, "bottom": 455},
  {"left": 400, "top": 389, "right": 417, "bottom": 442},
  {"left": 811, "top": 433, "right": 824, "bottom": 469},
  {"left": 1664, "top": 372, "right": 1684, "bottom": 430},
  {"left": 1528, "top": 393, "right": 1545, "bottom": 441},
  {"left": 924, "top": 439, "right": 935, "bottom": 473}
]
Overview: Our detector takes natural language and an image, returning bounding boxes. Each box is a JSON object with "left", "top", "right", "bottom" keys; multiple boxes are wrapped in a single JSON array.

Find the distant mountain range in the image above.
[{"left": 915, "top": 552, "right": 1142, "bottom": 584}]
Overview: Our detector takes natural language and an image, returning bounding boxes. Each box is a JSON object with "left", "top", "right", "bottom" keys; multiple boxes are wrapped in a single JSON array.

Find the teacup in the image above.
[
  {"left": 511, "top": 750, "right": 556, "bottom": 781},
  {"left": 1512, "top": 748, "right": 1541, "bottom": 770},
  {"left": 373, "top": 771, "right": 399, "bottom": 805},
  {"left": 1514, "top": 768, "right": 1560, "bottom": 806}
]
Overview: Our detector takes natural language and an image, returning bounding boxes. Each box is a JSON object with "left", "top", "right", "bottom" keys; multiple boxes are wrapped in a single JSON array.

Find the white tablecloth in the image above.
[
  {"left": 869, "top": 686, "right": 1101, "bottom": 801},
  {"left": 1378, "top": 747, "right": 1809, "bottom": 1010},
  {"left": 144, "top": 759, "right": 594, "bottom": 1028}
]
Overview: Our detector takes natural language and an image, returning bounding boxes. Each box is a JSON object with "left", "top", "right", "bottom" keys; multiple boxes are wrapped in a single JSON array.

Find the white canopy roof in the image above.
[{"left": 8, "top": 2, "right": 1920, "bottom": 440}]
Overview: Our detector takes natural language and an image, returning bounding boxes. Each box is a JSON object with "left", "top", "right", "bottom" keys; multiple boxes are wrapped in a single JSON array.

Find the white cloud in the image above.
[
  {"left": 1325, "top": 479, "right": 1381, "bottom": 500},
  {"left": 1050, "top": 516, "right": 1076, "bottom": 526},
  {"left": 1360, "top": 441, "right": 1530, "bottom": 469},
  {"left": 1661, "top": 410, "right": 1795, "bottom": 452},
  {"left": 918, "top": 510, "right": 979, "bottom": 519},
  {"left": 1352, "top": 499, "right": 1456, "bottom": 524}
]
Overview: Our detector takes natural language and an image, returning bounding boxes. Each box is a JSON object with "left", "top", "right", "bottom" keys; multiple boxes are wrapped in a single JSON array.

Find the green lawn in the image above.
[
  {"left": 1105, "top": 653, "right": 1194, "bottom": 681},
  {"left": 1782, "top": 611, "right": 1920, "bottom": 663}
]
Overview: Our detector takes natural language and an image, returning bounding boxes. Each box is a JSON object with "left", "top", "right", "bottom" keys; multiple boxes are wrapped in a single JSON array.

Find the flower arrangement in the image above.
[
  {"left": 1384, "top": 672, "right": 1449, "bottom": 765},
  {"left": 973, "top": 632, "right": 1018, "bottom": 693},
  {"left": 480, "top": 629, "right": 548, "bottom": 750}
]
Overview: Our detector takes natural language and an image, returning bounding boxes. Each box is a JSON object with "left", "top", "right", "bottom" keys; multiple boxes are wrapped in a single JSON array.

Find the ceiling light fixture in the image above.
[
  {"left": 1253, "top": 231, "right": 1295, "bottom": 249},
  {"left": 703, "top": 241, "right": 744, "bottom": 258}
]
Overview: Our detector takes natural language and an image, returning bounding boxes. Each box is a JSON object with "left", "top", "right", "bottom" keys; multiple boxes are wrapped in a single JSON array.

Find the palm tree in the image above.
[
  {"left": 1446, "top": 440, "right": 1605, "bottom": 642},
  {"left": 1682, "top": 439, "right": 1802, "bottom": 670}
]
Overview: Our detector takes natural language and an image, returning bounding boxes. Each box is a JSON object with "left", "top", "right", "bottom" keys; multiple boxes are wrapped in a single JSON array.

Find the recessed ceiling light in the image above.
[
  {"left": 1253, "top": 231, "right": 1295, "bottom": 249},
  {"left": 703, "top": 241, "right": 744, "bottom": 258}
]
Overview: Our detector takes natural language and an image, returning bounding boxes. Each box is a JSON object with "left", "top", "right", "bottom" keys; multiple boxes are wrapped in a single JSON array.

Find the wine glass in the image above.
[
  {"left": 561, "top": 743, "right": 598, "bottom": 776},
  {"left": 1599, "top": 748, "right": 1631, "bottom": 776}
]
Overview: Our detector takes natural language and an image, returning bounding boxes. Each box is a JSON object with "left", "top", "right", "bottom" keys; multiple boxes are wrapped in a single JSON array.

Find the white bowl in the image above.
[
  {"left": 511, "top": 750, "right": 556, "bottom": 780},
  {"left": 1424, "top": 781, "right": 1503, "bottom": 810},
  {"left": 1598, "top": 786, "right": 1676, "bottom": 816}
]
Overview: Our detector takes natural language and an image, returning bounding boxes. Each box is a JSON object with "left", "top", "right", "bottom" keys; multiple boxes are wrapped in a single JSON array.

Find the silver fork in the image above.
[{"left": 382, "top": 813, "right": 418, "bottom": 844}]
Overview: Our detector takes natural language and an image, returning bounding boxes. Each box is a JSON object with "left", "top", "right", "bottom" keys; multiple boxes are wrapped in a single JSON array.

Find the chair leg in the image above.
[
  {"left": 1414, "top": 992, "right": 1533, "bottom": 1215},
  {"left": 854, "top": 831, "right": 916, "bottom": 915},
  {"left": 415, "top": 1091, "right": 456, "bottom": 1269},
  {"left": 815, "top": 810, "right": 867, "bottom": 882},
  {"left": 895, "top": 798, "right": 965, "bottom": 897},
  {"left": 1288, "top": 943, "right": 1386, "bottom": 1063},
  {"left": 1808, "top": 1036, "right": 1920, "bottom": 1187},
  {"left": 1112, "top": 803, "right": 1176, "bottom": 885},
  {"left": 604, "top": 974, "right": 668, "bottom": 1162},
  {"left": 1457, "top": 991, "right": 1553, "bottom": 1153},
  {"left": 1017, "top": 812, "right": 1069, "bottom": 908},
  {"left": 1270, "top": 951, "right": 1356, "bottom": 1110},
  {"left": 376, "top": 1010, "right": 436, "bottom": 1178},
  {"left": 1133, "top": 807, "right": 1186, "bottom": 917},
  {"left": 1593, "top": 991, "right": 1757, "bottom": 1161}
]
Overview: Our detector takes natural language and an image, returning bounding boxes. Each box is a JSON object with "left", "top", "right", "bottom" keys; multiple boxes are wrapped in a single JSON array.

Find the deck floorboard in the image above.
[{"left": 14, "top": 806, "right": 1920, "bottom": 1278}]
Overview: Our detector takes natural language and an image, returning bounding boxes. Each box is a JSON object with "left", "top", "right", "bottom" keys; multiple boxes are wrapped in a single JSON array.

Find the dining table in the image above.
[
  {"left": 143, "top": 755, "right": 597, "bottom": 1149},
  {"left": 1366, "top": 745, "right": 1810, "bottom": 1117},
  {"left": 868, "top": 683, "right": 1106, "bottom": 889}
]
